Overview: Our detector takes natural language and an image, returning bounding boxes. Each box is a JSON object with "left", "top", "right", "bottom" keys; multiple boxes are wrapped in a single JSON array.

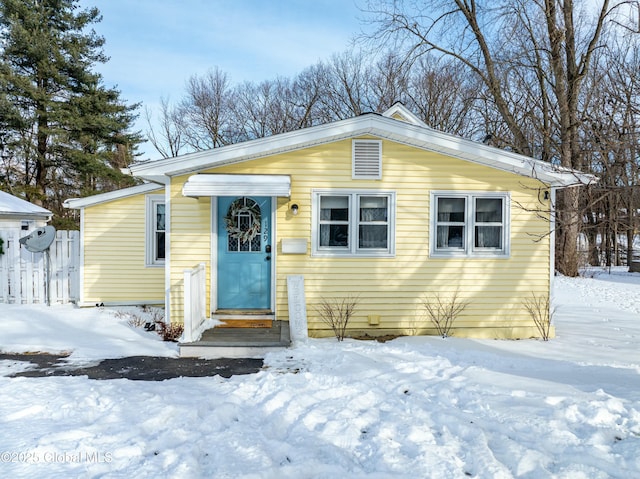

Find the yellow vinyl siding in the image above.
[
  {"left": 169, "top": 138, "right": 552, "bottom": 338},
  {"left": 168, "top": 186, "right": 211, "bottom": 322},
  {"left": 82, "top": 193, "right": 164, "bottom": 304}
]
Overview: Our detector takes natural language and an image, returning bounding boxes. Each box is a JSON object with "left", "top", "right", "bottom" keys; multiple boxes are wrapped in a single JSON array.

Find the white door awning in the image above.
[{"left": 182, "top": 174, "right": 291, "bottom": 197}]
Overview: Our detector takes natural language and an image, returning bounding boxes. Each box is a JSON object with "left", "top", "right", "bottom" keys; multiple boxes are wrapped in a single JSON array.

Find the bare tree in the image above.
[
  {"left": 369, "top": 51, "right": 410, "bottom": 112},
  {"left": 363, "top": 0, "right": 629, "bottom": 276},
  {"left": 229, "top": 78, "right": 292, "bottom": 140},
  {"left": 580, "top": 38, "right": 640, "bottom": 267},
  {"left": 406, "top": 54, "right": 480, "bottom": 136},
  {"left": 290, "top": 64, "right": 329, "bottom": 127},
  {"left": 145, "top": 97, "right": 184, "bottom": 159},
  {"left": 318, "top": 50, "right": 376, "bottom": 118},
  {"left": 178, "top": 68, "right": 233, "bottom": 150}
]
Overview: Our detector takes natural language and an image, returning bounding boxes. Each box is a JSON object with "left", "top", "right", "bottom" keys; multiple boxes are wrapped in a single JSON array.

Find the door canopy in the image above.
[{"left": 182, "top": 174, "right": 291, "bottom": 197}]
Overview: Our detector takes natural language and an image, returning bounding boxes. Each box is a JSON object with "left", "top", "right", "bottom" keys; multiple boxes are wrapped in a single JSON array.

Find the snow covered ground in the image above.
[{"left": 0, "top": 269, "right": 639, "bottom": 478}]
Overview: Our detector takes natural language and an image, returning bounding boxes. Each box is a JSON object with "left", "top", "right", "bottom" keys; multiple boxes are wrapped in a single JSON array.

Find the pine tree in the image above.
[{"left": 0, "top": 0, "right": 141, "bottom": 227}]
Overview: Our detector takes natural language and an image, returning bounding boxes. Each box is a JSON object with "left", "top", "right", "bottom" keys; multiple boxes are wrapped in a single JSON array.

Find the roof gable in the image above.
[
  {"left": 382, "top": 102, "right": 430, "bottom": 128},
  {"left": 128, "top": 113, "right": 594, "bottom": 188}
]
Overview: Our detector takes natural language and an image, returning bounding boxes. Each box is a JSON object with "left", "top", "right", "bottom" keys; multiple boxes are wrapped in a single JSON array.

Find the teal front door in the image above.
[{"left": 217, "top": 196, "right": 272, "bottom": 310}]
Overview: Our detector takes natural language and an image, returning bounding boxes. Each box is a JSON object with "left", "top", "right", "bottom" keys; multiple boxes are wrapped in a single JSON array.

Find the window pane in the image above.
[
  {"left": 475, "top": 226, "right": 502, "bottom": 248},
  {"left": 320, "top": 224, "right": 349, "bottom": 247},
  {"left": 475, "top": 198, "right": 502, "bottom": 223},
  {"left": 156, "top": 232, "right": 165, "bottom": 260},
  {"left": 360, "top": 196, "right": 387, "bottom": 222},
  {"left": 437, "top": 198, "right": 465, "bottom": 222},
  {"left": 156, "top": 204, "right": 165, "bottom": 231},
  {"left": 359, "top": 225, "right": 387, "bottom": 248},
  {"left": 238, "top": 213, "right": 251, "bottom": 230},
  {"left": 437, "top": 225, "right": 464, "bottom": 249},
  {"left": 320, "top": 196, "right": 349, "bottom": 221}
]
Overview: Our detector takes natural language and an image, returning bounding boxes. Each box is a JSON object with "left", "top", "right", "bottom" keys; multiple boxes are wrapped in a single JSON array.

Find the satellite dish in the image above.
[{"left": 19, "top": 225, "right": 56, "bottom": 253}]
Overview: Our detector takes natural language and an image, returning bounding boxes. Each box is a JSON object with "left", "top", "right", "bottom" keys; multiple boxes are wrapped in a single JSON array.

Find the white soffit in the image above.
[{"left": 182, "top": 174, "right": 291, "bottom": 197}]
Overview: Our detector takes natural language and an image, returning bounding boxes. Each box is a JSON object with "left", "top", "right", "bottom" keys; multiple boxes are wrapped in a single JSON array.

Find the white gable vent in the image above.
[{"left": 352, "top": 140, "right": 382, "bottom": 179}]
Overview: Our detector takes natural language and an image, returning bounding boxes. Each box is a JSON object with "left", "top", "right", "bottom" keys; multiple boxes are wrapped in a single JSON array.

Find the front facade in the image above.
[{"left": 66, "top": 105, "right": 590, "bottom": 339}]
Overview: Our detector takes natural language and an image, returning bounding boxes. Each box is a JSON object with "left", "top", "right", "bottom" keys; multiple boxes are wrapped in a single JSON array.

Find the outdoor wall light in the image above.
[
  {"left": 291, "top": 204, "right": 299, "bottom": 216},
  {"left": 543, "top": 190, "right": 550, "bottom": 201}
]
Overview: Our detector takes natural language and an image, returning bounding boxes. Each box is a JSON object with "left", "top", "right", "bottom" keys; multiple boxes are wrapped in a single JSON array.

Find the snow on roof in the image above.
[
  {"left": 0, "top": 190, "right": 51, "bottom": 219},
  {"left": 63, "top": 183, "right": 163, "bottom": 210},
  {"left": 127, "top": 111, "right": 596, "bottom": 188}
]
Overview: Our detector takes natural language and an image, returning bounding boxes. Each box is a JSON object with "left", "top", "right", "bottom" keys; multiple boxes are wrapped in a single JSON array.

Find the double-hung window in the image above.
[
  {"left": 146, "top": 195, "right": 166, "bottom": 266},
  {"left": 313, "top": 190, "right": 395, "bottom": 256},
  {"left": 431, "top": 192, "right": 509, "bottom": 257}
]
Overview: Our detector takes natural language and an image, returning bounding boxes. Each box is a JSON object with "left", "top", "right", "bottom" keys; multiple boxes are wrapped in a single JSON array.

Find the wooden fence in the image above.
[{"left": 0, "top": 230, "right": 79, "bottom": 304}]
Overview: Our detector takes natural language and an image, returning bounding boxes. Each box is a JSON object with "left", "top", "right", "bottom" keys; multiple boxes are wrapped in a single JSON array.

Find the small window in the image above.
[
  {"left": 154, "top": 203, "right": 166, "bottom": 260},
  {"left": 431, "top": 192, "right": 509, "bottom": 257},
  {"left": 146, "top": 195, "right": 165, "bottom": 266},
  {"left": 313, "top": 190, "right": 395, "bottom": 256},
  {"left": 353, "top": 140, "right": 382, "bottom": 179}
]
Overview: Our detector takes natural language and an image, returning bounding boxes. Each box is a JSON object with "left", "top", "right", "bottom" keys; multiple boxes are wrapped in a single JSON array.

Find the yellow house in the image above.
[{"left": 64, "top": 104, "right": 591, "bottom": 346}]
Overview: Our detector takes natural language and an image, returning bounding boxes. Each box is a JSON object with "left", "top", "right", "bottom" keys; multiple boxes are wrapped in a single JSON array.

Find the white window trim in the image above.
[
  {"left": 430, "top": 191, "right": 510, "bottom": 258},
  {"left": 145, "top": 194, "right": 165, "bottom": 267},
  {"left": 312, "top": 189, "right": 396, "bottom": 257}
]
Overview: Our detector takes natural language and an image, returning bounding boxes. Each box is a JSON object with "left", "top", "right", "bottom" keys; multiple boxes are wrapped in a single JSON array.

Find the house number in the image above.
[{"left": 262, "top": 219, "right": 269, "bottom": 243}]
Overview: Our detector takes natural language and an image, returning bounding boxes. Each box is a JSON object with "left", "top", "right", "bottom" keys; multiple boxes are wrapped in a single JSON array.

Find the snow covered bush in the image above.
[
  {"left": 523, "top": 292, "right": 554, "bottom": 341},
  {"left": 316, "top": 295, "right": 359, "bottom": 341},
  {"left": 421, "top": 289, "right": 469, "bottom": 338}
]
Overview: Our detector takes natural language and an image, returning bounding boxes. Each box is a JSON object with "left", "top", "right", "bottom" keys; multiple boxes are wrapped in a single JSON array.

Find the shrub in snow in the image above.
[
  {"left": 421, "top": 289, "right": 469, "bottom": 338},
  {"left": 117, "top": 306, "right": 164, "bottom": 329},
  {"left": 155, "top": 321, "right": 184, "bottom": 342},
  {"left": 523, "top": 292, "right": 555, "bottom": 341},
  {"left": 125, "top": 313, "right": 147, "bottom": 328},
  {"left": 316, "top": 295, "right": 359, "bottom": 341}
]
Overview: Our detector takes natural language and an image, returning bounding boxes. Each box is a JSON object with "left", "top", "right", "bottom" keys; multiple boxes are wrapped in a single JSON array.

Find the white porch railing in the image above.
[{"left": 183, "top": 262, "right": 207, "bottom": 343}]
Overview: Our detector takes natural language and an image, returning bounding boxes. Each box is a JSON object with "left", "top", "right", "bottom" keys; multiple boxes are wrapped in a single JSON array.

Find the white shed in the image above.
[
  {"left": 0, "top": 190, "right": 52, "bottom": 231},
  {"left": 0, "top": 190, "right": 53, "bottom": 303}
]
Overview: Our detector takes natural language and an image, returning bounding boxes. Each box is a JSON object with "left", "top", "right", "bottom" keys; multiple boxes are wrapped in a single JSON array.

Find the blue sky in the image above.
[{"left": 78, "top": 0, "right": 367, "bottom": 159}]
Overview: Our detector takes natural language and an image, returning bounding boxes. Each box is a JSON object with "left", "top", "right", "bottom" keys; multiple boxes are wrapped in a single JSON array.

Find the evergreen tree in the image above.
[{"left": 0, "top": 0, "right": 141, "bottom": 227}]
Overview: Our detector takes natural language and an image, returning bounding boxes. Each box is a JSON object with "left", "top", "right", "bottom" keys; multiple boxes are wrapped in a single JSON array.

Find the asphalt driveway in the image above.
[{"left": 0, "top": 353, "right": 264, "bottom": 381}]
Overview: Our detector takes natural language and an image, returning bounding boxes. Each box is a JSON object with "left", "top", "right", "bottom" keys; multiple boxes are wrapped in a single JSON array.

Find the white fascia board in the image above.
[
  {"left": 63, "top": 183, "right": 164, "bottom": 209},
  {"left": 0, "top": 212, "right": 51, "bottom": 221}
]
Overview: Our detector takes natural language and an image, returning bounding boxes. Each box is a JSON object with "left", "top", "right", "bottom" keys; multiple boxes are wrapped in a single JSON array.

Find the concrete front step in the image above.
[
  {"left": 179, "top": 321, "right": 290, "bottom": 359},
  {"left": 179, "top": 343, "right": 288, "bottom": 359}
]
